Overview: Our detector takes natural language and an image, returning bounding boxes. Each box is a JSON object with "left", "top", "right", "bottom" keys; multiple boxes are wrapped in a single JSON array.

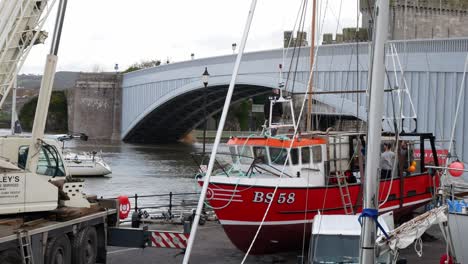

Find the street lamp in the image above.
[
  {"left": 232, "top": 43, "right": 237, "bottom": 54},
  {"left": 202, "top": 67, "right": 210, "bottom": 155},
  {"left": 191, "top": 53, "right": 195, "bottom": 60}
]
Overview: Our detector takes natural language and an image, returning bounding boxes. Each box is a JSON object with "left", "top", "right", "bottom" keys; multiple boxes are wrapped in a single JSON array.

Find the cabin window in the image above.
[
  {"left": 270, "top": 147, "right": 288, "bottom": 165},
  {"left": 312, "top": 145, "right": 322, "bottom": 163},
  {"left": 18, "top": 145, "right": 66, "bottom": 177},
  {"left": 229, "top": 146, "right": 238, "bottom": 163},
  {"left": 253, "top": 147, "right": 267, "bottom": 163},
  {"left": 18, "top": 146, "right": 28, "bottom": 169},
  {"left": 301, "top": 147, "right": 310, "bottom": 164},
  {"left": 290, "top": 148, "right": 299, "bottom": 165},
  {"left": 238, "top": 146, "right": 253, "bottom": 165}
]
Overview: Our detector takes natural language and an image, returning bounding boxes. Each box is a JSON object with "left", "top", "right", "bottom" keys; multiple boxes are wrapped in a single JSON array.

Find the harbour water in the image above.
[{"left": 65, "top": 140, "right": 204, "bottom": 198}]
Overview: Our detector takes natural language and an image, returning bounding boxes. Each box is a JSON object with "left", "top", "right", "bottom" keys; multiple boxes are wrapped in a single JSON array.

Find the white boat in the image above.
[
  {"left": 49, "top": 134, "right": 112, "bottom": 177},
  {"left": 64, "top": 151, "right": 112, "bottom": 176}
]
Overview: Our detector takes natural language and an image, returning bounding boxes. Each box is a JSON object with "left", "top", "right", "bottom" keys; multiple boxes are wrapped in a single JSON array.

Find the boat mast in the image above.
[
  {"left": 182, "top": 1, "right": 258, "bottom": 263},
  {"left": 359, "top": 0, "right": 389, "bottom": 263},
  {"left": 306, "top": 0, "right": 317, "bottom": 132}
]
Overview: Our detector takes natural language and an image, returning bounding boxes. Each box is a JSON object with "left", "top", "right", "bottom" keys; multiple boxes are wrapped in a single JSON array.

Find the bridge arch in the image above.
[{"left": 122, "top": 38, "right": 468, "bottom": 161}]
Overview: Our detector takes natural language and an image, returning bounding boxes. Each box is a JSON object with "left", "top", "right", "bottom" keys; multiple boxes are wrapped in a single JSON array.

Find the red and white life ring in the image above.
[{"left": 118, "top": 195, "right": 131, "bottom": 220}]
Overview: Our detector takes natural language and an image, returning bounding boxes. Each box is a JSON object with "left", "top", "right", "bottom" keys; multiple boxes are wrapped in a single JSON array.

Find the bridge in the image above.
[{"left": 121, "top": 38, "right": 468, "bottom": 158}]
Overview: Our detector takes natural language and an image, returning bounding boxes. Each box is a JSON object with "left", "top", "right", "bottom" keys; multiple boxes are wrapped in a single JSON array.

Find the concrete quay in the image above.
[{"left": 107, "top": 222, "right": 447, "bottom": 264}]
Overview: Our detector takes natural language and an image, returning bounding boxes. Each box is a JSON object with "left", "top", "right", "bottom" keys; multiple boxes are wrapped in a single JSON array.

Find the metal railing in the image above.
[{"left": 114, "top": 192, "right": 211, "bottom": 224}]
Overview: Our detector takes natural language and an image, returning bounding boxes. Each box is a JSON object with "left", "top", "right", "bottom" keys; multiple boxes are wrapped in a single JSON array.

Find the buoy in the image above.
[
  {"left": 411, "top": 160, "right": 417, "bottom": 167},
  {"left": 448, "top": 161, "right": 464, "bottom": 177},
  {"left": 440, "top": 254, "right": 453, "bottom": 264},
  {"left": 408, "top": 165, "right": 416, "bottom": 173},
  {"left": 118, "top": 195, "right": 131, "bottom": 220}
]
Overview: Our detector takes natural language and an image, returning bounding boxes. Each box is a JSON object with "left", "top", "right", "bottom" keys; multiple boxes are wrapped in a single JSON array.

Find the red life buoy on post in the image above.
[{"left": 118, "top": 195, "right": 131, "bottom": 220}]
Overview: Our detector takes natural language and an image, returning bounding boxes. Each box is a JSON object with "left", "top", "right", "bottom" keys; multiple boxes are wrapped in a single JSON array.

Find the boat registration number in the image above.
[{"left": 252, "top": 191, "right": 295, "bottom": 204}]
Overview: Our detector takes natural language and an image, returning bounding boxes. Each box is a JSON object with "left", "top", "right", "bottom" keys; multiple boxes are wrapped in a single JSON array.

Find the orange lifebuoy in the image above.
[{"left": 118, "top": 195, "right": 131, "bottom": 220}]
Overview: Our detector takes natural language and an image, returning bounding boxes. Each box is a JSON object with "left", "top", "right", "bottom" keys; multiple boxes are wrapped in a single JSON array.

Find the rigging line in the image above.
[
  {"left": 356, "top": 0, "right": 360, "bottom": 132},
  {"left": 444, "top": 53, "right": 468, "bottom": 185},
  {"left": 392, "top": 43, "right": 417, "bottom": 119},
  {"left": 183, "top": 0, "right": 257, "bottom": 262},
  {"left": 314, "top": 0, "right": 342, "bottom": 128},
  {"left": 379, "top": 56, "right": 401, "bottom": 208},
  {"left": 289, "top": 0, "right": 309, "bottom": 94},
  {"left": 300, "top": 161, "right": 314, "bottom": 258},
  {"left": 423, "top": 49, "right": 444, "bottom": 139},
  {"left": 282, "top": 0, "right": 308, "bottom": 73},
  {"left": 242, "top": 5, "right": 330, "bottom": 261}
]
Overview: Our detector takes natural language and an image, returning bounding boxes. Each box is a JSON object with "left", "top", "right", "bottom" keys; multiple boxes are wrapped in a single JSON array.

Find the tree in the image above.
[
  {"left": 19, "top": 91, "right": 68, "bottom": 132},
  {"left": 123, "top": 59, "right": 162, "bottom": 73}
]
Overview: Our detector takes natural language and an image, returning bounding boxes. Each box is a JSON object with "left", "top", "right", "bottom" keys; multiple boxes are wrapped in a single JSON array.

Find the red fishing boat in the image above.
[{"left": 196, "top": 96, "right": 441, "bottom": 255}]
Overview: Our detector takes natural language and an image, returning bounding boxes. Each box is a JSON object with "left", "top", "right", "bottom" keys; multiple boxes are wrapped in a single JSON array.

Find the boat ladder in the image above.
[
  {"left": 336, "top": 172, "right": 354, "bottom": 215},
  {"left": 330, "top": 135, "right": 354, "bottom": 215},
  {"left": 17, "top": 230, "right": 34, "bottom": 264}
]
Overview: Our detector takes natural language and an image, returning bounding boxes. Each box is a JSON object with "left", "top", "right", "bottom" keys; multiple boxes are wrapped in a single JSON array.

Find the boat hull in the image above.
[
  {"left": 201, "top": 173, "right": 437, "bottom": 254},
  {"left": 66, "top": 161, "right": 112, "bottom": 176}
]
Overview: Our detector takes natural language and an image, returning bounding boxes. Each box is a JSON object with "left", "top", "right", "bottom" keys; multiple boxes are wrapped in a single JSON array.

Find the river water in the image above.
[{"left": 63, "top": 139, "right": 206, "bottom": 198}]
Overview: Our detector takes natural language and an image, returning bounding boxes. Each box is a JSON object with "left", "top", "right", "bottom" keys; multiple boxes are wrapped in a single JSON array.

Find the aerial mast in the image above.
[{"left": 306, "top": 0, "right": 317, "bottom": 132}]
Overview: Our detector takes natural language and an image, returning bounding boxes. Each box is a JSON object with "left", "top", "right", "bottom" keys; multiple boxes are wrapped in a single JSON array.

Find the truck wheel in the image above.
[
  {"left": 72, "top": 227, "right": 97, "bottom": 264},
  {"left": 0, "top": 249, "right": 21, "bottom": 264},
  {"left": 45, "top": 235, "right": 72, "bottom": 264}
]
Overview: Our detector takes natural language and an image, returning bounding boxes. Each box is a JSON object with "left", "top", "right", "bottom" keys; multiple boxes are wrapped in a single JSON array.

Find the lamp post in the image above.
[
  {"left": 191, "top": 53, "right": 195, "bottom": 60},
  {"left": 202, "top": 67, "right": 210, "bottom": 155},
  {"left": 232, "top": 43, "right": 237, "bottom": 54}
]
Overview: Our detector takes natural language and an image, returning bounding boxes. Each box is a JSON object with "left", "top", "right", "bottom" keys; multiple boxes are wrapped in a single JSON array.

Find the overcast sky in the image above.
[{"left": 21, "top": 0, "right": 360, "bottom": 74}]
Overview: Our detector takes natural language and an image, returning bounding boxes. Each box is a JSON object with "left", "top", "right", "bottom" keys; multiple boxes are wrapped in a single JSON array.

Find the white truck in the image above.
[
  {"left": 308, "top": 214, "right": 395, "bottom": 264},
  {"left": 0, "top": 1, "right": 190, "bottom": 264}
]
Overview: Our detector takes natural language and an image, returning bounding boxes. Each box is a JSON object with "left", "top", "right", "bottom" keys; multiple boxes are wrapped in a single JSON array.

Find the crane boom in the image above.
[{"left": 0, "top": 0, "right": 58, "bottom": 110}]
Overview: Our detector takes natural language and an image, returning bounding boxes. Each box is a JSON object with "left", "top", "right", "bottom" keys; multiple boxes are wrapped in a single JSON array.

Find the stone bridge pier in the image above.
[{"left": 67, "top": 73, "right": 122, "bottom": 141}]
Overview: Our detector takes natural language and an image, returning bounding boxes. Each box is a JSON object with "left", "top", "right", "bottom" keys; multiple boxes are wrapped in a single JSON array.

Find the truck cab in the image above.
[
  {"left": 309, "top": 214, "right": 394, "bottom": 264},
  {"left": 0, "top": 136, "right": 76, "bottom": 215},
  {"left": 0, "top": 136, "right": 68, "bottom": 177}
]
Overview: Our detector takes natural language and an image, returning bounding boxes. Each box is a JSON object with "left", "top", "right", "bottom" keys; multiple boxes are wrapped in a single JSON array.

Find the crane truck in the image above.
[{"left": 0, "top": 1, "right": 190, "bottom": 264}]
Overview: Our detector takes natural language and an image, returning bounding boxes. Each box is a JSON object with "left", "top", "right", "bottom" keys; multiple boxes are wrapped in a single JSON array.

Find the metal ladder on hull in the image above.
[
  {"left": 17, "top": 230, "right": 34, "bottom": 264},
  {"left": 336, "top": 171, "right": 354, "bottom": 215},
  {"left": 0, "top": 0, "right": 57, "bottom": 109},
  {"left": 331, "top": 135, "right": 354, "bottom": 215}
]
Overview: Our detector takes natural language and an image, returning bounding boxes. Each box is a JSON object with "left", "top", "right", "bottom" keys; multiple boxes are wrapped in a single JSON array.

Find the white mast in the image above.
[
  {"left": 182, "top": 1, "right": 258, "bottom": 263},
  {"left": 10, "top": 74, "right": 16, "bottom": 135},
  {"left": 359, "top": 0, "right": 389, "bottom": 263}
]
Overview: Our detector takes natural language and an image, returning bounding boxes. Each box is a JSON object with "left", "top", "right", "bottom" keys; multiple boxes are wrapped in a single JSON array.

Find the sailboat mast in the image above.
[
  {"left": 182, "top": 1, "right": 258, "bottom": 263},
  {"left": 359, "top": 0, "right": 389, "bottom": 263},
  {"left": 306, "top": 0, "right": 317, "bottom": 132}
]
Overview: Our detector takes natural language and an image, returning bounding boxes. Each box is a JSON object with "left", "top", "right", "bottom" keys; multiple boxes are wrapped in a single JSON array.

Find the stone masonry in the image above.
[
  {"left": 67, "top": 73, "right": 122, "bottom": 140},
  {"left": 361, "top": 0, "right": 468, "bottom": 40}
]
